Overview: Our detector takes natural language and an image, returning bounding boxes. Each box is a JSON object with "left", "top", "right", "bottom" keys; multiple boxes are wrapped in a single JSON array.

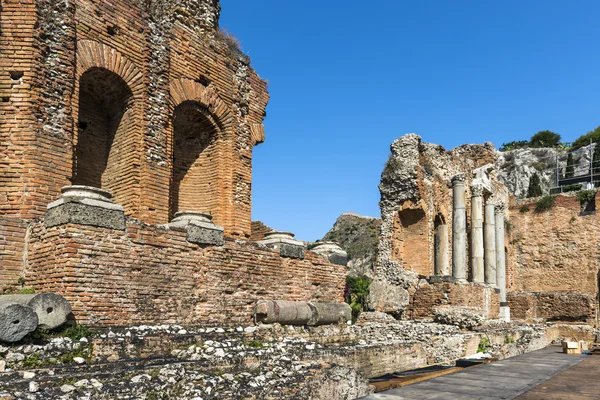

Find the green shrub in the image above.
[
  {"left": 61, "top": 324, "right": 95, "bottom": 341},
  {"left": 499, "top": 140, "right": 529, "bottom": 151},
  {"left": 530, "top": 130, "right": 561, "bottom": 148},
  {"left": 576, "top": 190, "right": 596, "bottom": 203},
  {"left": 572, "top": 126, "right": 600, "bottom": 149},
  {"left": 344, "top": 276, "right": 371, "bottom": 323},
  {"left": 477, "top": 336, "right": 491, "bottom": 353},
  {"left": 535, "top": 195, "right": 556, "bottom": 213},
  {"left": 526, "top": 173, "right": 542, "bottom": 198},
  {"left": 519, "top": 206, "right": 530, "bottom": 213}
]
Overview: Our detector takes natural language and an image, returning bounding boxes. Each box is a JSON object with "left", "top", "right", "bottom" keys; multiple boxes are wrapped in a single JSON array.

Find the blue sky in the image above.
[{"left": 220, "top": 0, "right": 600, "bottom": 241}]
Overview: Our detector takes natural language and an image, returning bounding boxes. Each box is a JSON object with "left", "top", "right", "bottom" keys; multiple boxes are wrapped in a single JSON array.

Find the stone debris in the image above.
[{"left": 434, "top": 306, "right": 487, "bottom": 330}]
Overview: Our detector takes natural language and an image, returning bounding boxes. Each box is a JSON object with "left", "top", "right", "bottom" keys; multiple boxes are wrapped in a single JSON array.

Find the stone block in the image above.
[
  {"left": 258, "top": 231, "right": 305, "bottom": 259},
  {"left": 311, "top": 242, "right": 348, "bottom": 266},
  {"left": 367, "top": 279, "right": 409, "bottom": 317},
  {"left": 168, "top": 212, "right": 224, "bottom": 246},
  {"left": 0, "top": 303, "right": 38, "bottom": 343},
  {"left": 45, "top": 186, "right": 125, "bottom": 230},
  {"left": 0, "top": 293, "right": 72, "bottom": 330},
  {"left": 254, "top": 300, "right": 312, "bottom": 326},
  {"left": 308, "top": 302, "right": 351, "bottom": 326}
]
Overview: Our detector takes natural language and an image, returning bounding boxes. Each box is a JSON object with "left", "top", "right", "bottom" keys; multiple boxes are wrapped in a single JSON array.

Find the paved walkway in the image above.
[{"left": 362, "top": 346, "right": 589, "bottom": 400}]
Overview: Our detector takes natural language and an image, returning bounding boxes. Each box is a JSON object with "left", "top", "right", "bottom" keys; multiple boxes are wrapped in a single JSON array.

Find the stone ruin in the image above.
[
  {"left": 371, "top": 133, "right": 510, "bottom": 321},
  {"left": 0, "top": 0, "right": 597, "bottom": 399}
]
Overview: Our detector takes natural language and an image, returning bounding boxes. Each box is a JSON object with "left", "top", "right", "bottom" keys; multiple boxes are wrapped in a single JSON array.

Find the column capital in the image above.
[
  {"left": 452, "top": 173, "right": 466, "bottom": 185},
  {"left": 495, "top": 202, "right": 505, "bottom": 213},
  {"left": 471, "top": 183, "right": 484, "bottom": 197}
]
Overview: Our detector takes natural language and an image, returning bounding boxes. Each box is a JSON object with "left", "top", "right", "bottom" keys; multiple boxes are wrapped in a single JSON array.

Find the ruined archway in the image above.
[
  {"left": 170, "top": 101, "right": 220, "bottom": 219},
  {"left": 392, "top": 207, "right": 429, "bottom": 275},
  {"left": 73, "top": 67, "right": 134, "bottom": 201}
]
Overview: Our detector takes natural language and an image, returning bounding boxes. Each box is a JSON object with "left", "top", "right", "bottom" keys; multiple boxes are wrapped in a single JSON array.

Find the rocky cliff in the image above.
[
  {"left": 497, "top": 143, "right": 596, "bottom": 198},
  {"left": 321, "top": 213, "right": 381, "bottom": 277}
]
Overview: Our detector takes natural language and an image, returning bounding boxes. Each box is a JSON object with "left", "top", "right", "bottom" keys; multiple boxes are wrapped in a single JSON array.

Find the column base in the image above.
[{"left": 499, "top": 306, "right": 510, "bottom": 322}]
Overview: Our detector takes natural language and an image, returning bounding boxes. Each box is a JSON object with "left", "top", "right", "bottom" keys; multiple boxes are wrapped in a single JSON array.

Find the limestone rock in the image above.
[
  {"left": 434, "top": 306, "right": 487, "bottom": 330},
  {"left": 321, "top": 213, "right": 381, "bottom": 277},
  {"left": 0, "top": 293, "right": 72, "bottom": 330},
  {"left": 367, "top": 279, "right": 410, "bottom": 317},
  {"left": 295, "top": 366, "right": 373, "bottom": 400}
]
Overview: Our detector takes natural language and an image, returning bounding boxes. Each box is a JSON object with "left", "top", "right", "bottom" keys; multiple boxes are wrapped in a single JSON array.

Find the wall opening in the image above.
[
  {"left": 73, "top": 68, "right": 134, "bottom": 205},
  {"left": 170, "top": 101, "right": 220, "bottom": 219},
  {"left": 392, "top": 208, "right": 428, "bottom": 275}
]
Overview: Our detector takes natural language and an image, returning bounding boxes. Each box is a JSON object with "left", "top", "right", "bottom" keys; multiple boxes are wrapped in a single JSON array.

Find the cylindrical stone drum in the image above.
[
  {"left": 254, "top": 300, "right": 312, "bottom": 326},
  {"left": 0, "top": 293, "right": 72, "bottom": 329},
  {"left": 0, "top": 303, "right": 38, "bottom": 343},
  {"left": 308, "top": 302, "right": 352, "bottom": 326}
]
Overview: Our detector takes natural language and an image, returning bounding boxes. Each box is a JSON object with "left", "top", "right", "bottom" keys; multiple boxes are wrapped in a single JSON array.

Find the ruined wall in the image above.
[
  {"left": 0, "top": 0, "right": 268, "bottom": 236},
  {"left": 378, "top": 134, "right": 506, "bottom": 281},
  {"left": 369, "top": 134, "right": 509, "bottom": 319},
  {"left": 250, "top": 221, "right": 273, "bottom": 242},
  {"left": 0, "top": 0, "right": 269, "bottom": 287},
  {"left": 26, "top": 220, "right": 345, "bottom": 327},
  {"left": 507, "top": 194, "right": 599, "bottom": 324}
]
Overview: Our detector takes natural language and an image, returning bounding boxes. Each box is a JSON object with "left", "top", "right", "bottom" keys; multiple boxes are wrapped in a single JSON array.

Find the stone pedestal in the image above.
[
  {"left": 470, "top": 185, "right": 484, "bottom": 283},
  {"left": 484, "top": 202, "right": 497, "bottom": 285},
  {"left": 311, "top": 242, "right": 348, "bottom": 266},
  {"left": 169, "top": 211, "right": 224, "bottom": 246},
  {"left": 45, "top": 186, "right": 126, "bottom": 230},
  {"left": 258, "top": 231, "right": 305, "bottom": 259},
  {"left": 499, "top": 306, "right": 511, "bottom": 322},
  {"left": 452, "top": 174, "right": 467, "bottom": 282}
]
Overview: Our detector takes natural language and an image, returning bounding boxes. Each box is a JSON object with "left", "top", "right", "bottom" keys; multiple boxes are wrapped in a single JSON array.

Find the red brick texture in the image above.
[
  {"left": 408, "top": 282, "right": 500, "bottom": 320},
  {"left": 507, "top": 194, "right": 600, "bottom": 324},
  {"left": 0, "top": 0, "right": 269, "bottom": 238},
  {"left": 26, "top": 220, "right": 346, "bottom": 327}
]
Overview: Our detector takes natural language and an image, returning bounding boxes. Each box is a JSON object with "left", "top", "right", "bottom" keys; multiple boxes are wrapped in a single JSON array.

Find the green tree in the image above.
[
  {"left": 572, "top": 126, "right": 600, "bottom": 149},
  {"left": 499, "top": 140, "right": 529, "bottom": 151},
  {"left": 593, "top": 143, "right": 600, "bottom": 175},
  {"left": 565, "top": 153, "right": 575, "bottom": 178},
  {"left": 529, "top": 130, "right": 561, "bottom": 148},
  {"left": 527, "top": 173, "right": 543, "bottom": 198}
]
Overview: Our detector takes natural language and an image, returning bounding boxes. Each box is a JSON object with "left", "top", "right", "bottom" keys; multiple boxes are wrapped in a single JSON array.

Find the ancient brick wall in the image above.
[
  {"left": 25, "top": 220, "right": 345, "bottom": 326},
  {"left": 250, "top": 221, "right": 274, "bottom": 242},
  {"left": 507, "top": 194, "right": 599, "bottom": 324},
  {"left": 0, "top": 0, "right": 269, "bottom": 239},
  {"left": 408, "top": 282, "right": 500, "bottom": 320},
  {"left": 0, "top": 216, "right": 28, "bottom": 289}
]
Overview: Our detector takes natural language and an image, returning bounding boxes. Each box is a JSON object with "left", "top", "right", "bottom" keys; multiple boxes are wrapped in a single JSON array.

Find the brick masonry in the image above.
[
  {"left": 507, "top": 194, "right": 599, "bottom": 324},
  {"left": 25, "top": 219, "right": 346, "bottom": 326},
  {"left": 0, "top": 0, "right": 270, "bottom": 288}
]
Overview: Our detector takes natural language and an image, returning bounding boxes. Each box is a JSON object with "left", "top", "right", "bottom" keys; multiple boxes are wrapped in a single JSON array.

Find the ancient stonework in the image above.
[{"left": 373, "top": 134, "right": 509, "bottom": 319}]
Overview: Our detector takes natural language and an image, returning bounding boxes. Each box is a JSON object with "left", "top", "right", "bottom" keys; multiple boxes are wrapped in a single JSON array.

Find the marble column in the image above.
[
  {"left": 484, "top": 201, "right": 497, "bottom": 285},
  {"left": 495, "top": 202, "right": 510, "bottom": 322},
  {"left": 470, "top": 184, "right": 484, "bottom": 283},
  {"left": 452, "top": 174, "right": 467, "bottom": 282},
  {"left": 434, "top": 223, "right": 449, "bottom": 276}
]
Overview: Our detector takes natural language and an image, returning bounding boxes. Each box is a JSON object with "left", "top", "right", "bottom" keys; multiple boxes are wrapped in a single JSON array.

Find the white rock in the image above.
[
  {"left": 107, "top": 331, "right": 116, "bottom": 338},
  {"left": 61, "top": 384, "right": 76, "bottom": 393},
  {"left": 205, "top": 346, "right": 215, "bottom": 355},
  {"left": 73, "top": 357, "right": 86, "bottom": 364},
  {"left": 74, "top": 379, "right": 89, "bottom": 387},
  {"left": 177, "top": 329, "right": 187, "bottom": 335},
  {"left": 79, "top": 337, "right": 88, "bottom": 343},
  {"left": 214, "top": 348, "right": 225, "bottom": 357},
  {"left": 236, "top": 327, "right": 243, "bottom": 332},
  {"left": 23, "top": 371, "right": 35, "bottom": 379},
  {"left": 216, "top": 328, "right": 225, "bottom": 333},
  {"left": 244, "top": 326, "right": 257, "bottom": 333},
  {"left": 305, "top": 344, "right": 315, "bottom": 350},
  {"left": 90, "top": 379, "right": 103, "bottom": 389},
  {"left": 131, "top": 374, "right": 151, "bottom": 383},
  {"left": 29, "top": 381, "right": 39, "bottom": 393},
  {"left": 0, "top": 360, "right": 5, "bottom": 372}
]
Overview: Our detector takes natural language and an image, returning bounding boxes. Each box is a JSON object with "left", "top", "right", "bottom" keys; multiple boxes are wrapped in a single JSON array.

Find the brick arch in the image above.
[
  {"left": 169, "top": 78, "right": 233, "bottom": 129},
  {"left": 76, "top": 40, "right": 144, "bottom": 98},
  {"left": 72, "top": 40, "right": 145, "bottom": 218}
]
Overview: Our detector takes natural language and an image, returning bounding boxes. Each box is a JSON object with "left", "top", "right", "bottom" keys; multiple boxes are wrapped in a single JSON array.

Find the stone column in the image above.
[
  {"left": 484, "top": 201, "right": 497, "bottom": 285},
  {"left": 434, "top": 224, "right": 449, "bottom": 276},
  {"left": 470, "top": 184, "right": 485, "bottom": 283},
  {"left": 452, "top": 174, "right": 467, "bottom": 282},
  {"left": 495, "top": 203, "right": 510, "bottom": 322}
]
